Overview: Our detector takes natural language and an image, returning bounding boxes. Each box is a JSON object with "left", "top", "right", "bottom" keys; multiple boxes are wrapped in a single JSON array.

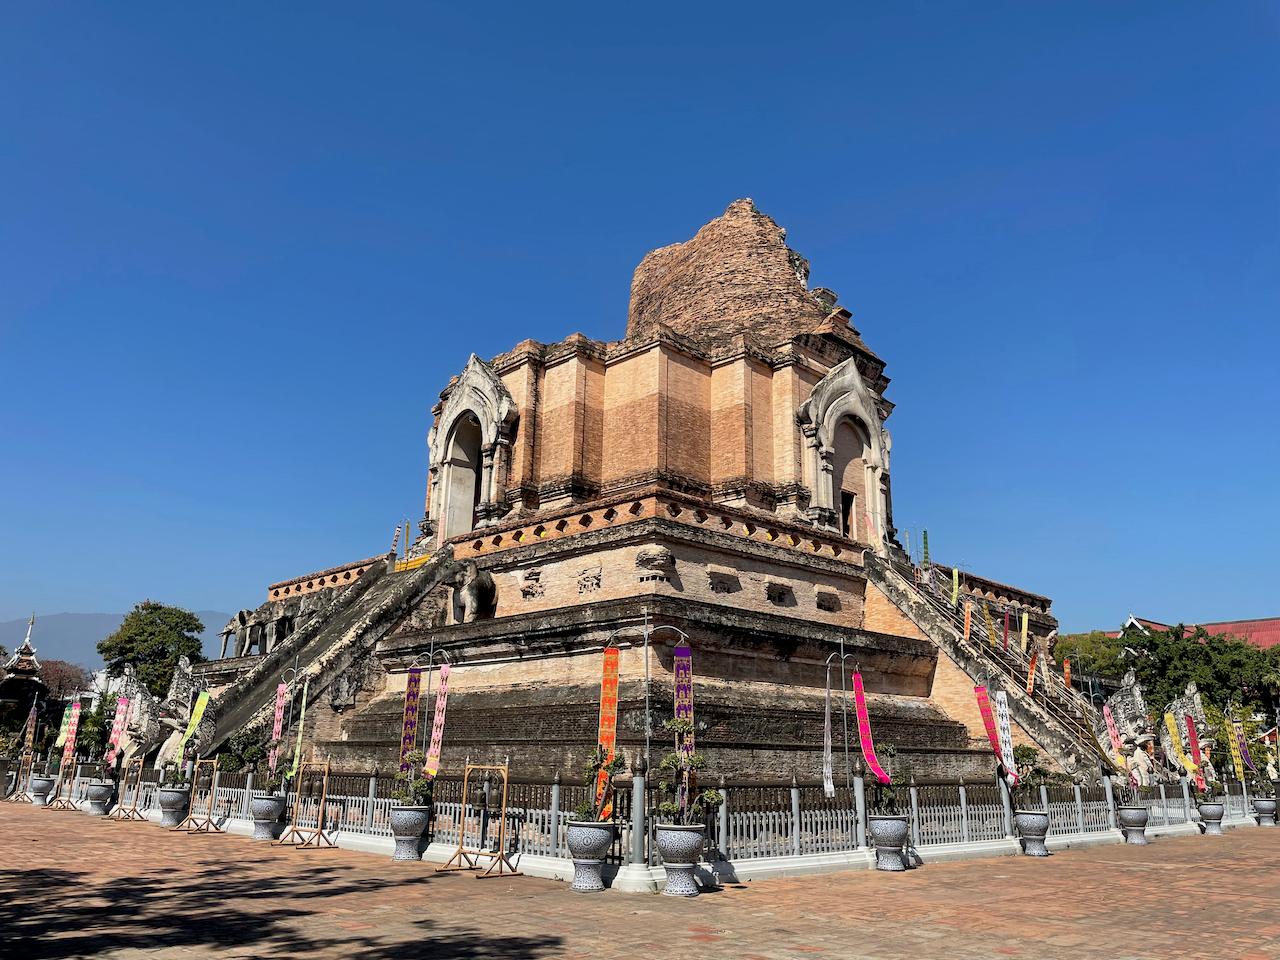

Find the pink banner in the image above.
[
  {"left": 424, "top": 664, "right": 450, "bottom": 779},
  {"left": 267, "top": 683, "right": 288, "bottom": 775},
  {"left": 104, "top": 698, "right": 130, "bottom": 766},
  {"left": 60, "top": 702, "right": 82, "bottom": 769},
  {"left": 853, "top": 671, "right": 890, "bottom": 784},
  {"left": 1186, "top": 714, "right": 1207, "bottom": 790},
  {"left": 1103, "top": 705, "right": 1124, "bottom": 754},
  {"left": 974, "top": 686, "right": 1004, "bottom": 765},
  {"left": 399, "top": 668, "right": 422, "bottom": 773}
]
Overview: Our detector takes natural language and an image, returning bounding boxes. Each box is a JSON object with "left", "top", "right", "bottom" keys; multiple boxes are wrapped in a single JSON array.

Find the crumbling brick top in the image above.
[{"left": 627, "top": 199, "right": 836, "bottom": 349}]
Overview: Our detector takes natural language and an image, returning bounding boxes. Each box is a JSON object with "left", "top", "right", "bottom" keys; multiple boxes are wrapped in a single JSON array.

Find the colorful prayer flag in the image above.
[
  {"left": 267, "top": 682, "right": 288, "bottom": 775},
  {"left": 399, "top": 668, "right": 423, "bottom": 773},
  {"left": 993, "top": 691, "right": 1019, "bottom": 785},
  {"left": 852, "top": 671, "right": 890, "bottom": 784},
  {"left": 287, "top": 678, "right": 310, "bottom": 778},
  {"left": 1062, "top": 659, "right": 1071, "bottom": 687},
  {"left": 424, "top": 665, "right": 450, "bottom": 778},
  {"left": 595, "top": 648, "right": 620, "bottom": 818},
  {"left": 1025, "top": 652, "right": 1038, "bottom": 695},
  {"left": 962, "top": 600, "right": 972, "bottom": 641},
  {"left": 104, "top": 698, "right": 130, "bottom": 767}
]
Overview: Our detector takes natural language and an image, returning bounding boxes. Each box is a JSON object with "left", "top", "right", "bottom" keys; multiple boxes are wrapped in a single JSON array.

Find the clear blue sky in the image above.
[{"left": 2, "top": 3, "right": 1276, "bottom": 636}]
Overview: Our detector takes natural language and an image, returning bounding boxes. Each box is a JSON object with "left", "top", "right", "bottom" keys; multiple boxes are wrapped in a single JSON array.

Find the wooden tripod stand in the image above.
[
  {"left": 45, "top": 763, "right": 79, "bottom": 811},
  {"left": 109, "top": 758, "right": 148, "bottom": 822},
  {"left": 274, "top": 761, "right": 337, "bottom": 849},
  {"left": 3, "top": 753, "right": 33, "bottom": 803},
  {"left": 172, "top": 759, "right": 224, "bottom": 833},
  {"left": 437, "top": 761, "right": 522, "bottom": 879}
]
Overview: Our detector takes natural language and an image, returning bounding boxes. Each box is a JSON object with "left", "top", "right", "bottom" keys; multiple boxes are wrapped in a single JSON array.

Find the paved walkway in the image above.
[{"left": 2, "top": 804, "right": 1278, "bottom": 959}]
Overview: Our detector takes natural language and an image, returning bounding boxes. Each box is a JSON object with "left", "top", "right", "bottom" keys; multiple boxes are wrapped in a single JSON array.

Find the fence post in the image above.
[
  {"left": 365, "top": 775, "right": 377, "bottom": 832},
  {"left": 998, "top": 774, "right": 1014, "bottom": 837},
  {"left": 1101, "top": 773, "right": 1117, "bottom": 829},
  {"left": 790, "top": 775, "right": 802, "bottom": 856},
  {"left": 549, "top": 771, "right": 562, "bottom": 857},
  {"left": 1156, "top": 783, "right": 1167, "bottom": 826},
  {"left": 629, "top": 760, "right": 645, "bottom": 865},
  {"left": 958, "top": 777, "right": 970, "bottom": 844},
  {"left": 210, "top": 768, "right": 222, "bottom": 818},
  {"left": 1240, "top": 777, "right": 1249, "bottom": 817},
  {"left": 1180, "top": 777, "right": 1192, "bottom": 821},
  {"left": 245, "top": 770, "right": 255, "bottom": 817},
  {"left": 1039, "top": 783, "right": 1050, "bottom": 817},
  {"left": 909, "top": 776, "right": 921, "bottom": 848},
  {"left": 716, "top": 775, "right": 728, "bottom": 860},
  {"left": 1073, "top": 782, "right": 1085, "bottom": 833},
  {"left": 853, "top": 764, "right": 867, "bottom": 849}
]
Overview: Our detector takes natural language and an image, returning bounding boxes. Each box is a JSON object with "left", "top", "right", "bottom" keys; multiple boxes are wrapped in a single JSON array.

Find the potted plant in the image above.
[
  {"left": 1194, "top": 780, "right": 1226, "bottom": 835},
  {"left": 654, "top": 718, "right": 722, "bottom": 897},
  {"left": 1248, "top": 778, "right": 1275, "bottom": 827},
  {"left": 389, "top": 750, "right": 434, "bottom": 861},
  {"left": 866, "top": 754, "right": 910, "bottom": 872},
  {"left": 1011, "top": 748, "right": 1051, "bottom": 857},
  {"left": 566, "top": 746, "right": 626, "bottom": 893},
  {"left": 1114, "top": 781, "right": 1150, "bottom": 845},
  {"left": 249, "top": 768, "right": 288, "bottom": 841},
  {"left": 157, "top": 764, "right": 191, "bottom": 828}
]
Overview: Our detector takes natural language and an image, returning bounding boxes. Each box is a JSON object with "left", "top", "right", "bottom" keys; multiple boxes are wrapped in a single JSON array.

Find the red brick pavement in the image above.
[{"left": 2, "top": 804, "right": 1278, "bottom": 959}]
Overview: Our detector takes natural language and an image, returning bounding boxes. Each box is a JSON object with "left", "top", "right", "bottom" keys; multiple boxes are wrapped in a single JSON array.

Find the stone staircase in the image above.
[
  {"left": 863, "top": 553, "right": 1114, "bottom": 778},
  {"left": 200, "top": 547, "right": 459, "bottom": 753}
]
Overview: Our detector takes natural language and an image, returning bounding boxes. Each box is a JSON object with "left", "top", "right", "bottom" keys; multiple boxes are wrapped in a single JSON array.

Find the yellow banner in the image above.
[
  {"left": 1020, "top": 613, "right": 1029, "bottom": 653},
  {"left": 178, "top": 692, "right": 209, "bottom": 755},
  {"left": 1227, "top": 718, "right": 1246, "bottom": 781},
  {"left": 288, "top": 678, "right": 310, "bottom": 778},
  {"left": 1165, "top": 712, "right": 1198, "bottom": 775},
  {"left": 962, "top": 600, "right": 972, "bottom": 641},
  {"left": 982, "top": 602, "right": 997, "bottom": 650},
  {"left": 951, "top": 567, "right": 959, "bottom": 605}
]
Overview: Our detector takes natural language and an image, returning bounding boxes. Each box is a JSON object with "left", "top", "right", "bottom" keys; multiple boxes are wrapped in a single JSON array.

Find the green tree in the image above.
[
  {"left": 1054, "top": 631, "right": 1127, "bottom": 681},
  {"left": 97, "top": 601, "right": 205, "bottom": 698},
  {"left": 76, "top": 695, "right": 115, "bottom": 759}
]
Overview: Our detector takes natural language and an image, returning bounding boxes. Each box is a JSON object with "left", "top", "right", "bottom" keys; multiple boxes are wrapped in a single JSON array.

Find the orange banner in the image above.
[
  {"left": 1025, "top": 652, "right": 1038, "bottom": 695},
  {"left": 1063, "top": 659, "right": 1071, "bottom": 687},
  {"left": 594, "top": 647, "right": 620, "bottom": 818}
]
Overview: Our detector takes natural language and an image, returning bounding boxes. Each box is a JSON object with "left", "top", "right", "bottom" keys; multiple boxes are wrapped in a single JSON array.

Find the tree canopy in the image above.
[
  {"left": 41, "top": 659, "right": 93, "bottom": 700},
  {"left": 97, "top": 601, "right": 206, "bottom": 698},
  {"left": 1058, "top": 623, "right": 1280, "bottom": 719}
]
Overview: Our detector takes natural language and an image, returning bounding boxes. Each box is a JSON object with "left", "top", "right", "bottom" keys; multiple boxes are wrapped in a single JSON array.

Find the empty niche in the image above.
[
  {"left": 707, "top": 569, "right": 742, "bottom": 595},
  {"left": 816, "top": 590, "right": 841, "bottom": 612},
  {"left": 765, "top": 582, "right": 796, "bottom": 607}
]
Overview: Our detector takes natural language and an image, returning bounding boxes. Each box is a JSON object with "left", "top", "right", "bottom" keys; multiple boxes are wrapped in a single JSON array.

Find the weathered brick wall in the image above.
[
  {"left": 863, "top": 582, "right": 927, "bottom": 640},
  {"left": 627, "top": 199, "right": 830, "bottom": 349}
]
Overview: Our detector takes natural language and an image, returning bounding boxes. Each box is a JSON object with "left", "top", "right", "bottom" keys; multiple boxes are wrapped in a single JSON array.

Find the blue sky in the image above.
[{"left": 2, "top": 3, "right": 1276, "bottom": 638}]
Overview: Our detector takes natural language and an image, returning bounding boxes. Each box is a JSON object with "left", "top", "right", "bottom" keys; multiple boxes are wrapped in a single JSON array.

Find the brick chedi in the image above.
[{"left": 195, "top": 199, "right": 1090, "bottom": 785}]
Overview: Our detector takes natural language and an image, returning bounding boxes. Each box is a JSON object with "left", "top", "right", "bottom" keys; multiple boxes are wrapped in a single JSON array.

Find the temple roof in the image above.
[{"left": 2, "top": 614, "right": 40, "bottom": 679}]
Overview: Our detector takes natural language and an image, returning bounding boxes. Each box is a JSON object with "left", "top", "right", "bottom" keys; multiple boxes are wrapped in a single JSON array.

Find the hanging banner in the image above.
[
  {"left": 52, "top": 704, "right": 71, "bottom": 749},
  {"left": 1164, "top": 712, "right": 1199, "bottom": 777},
  {"left": 962, "top": 600, "right": 972, "bottom": 642},
  {"left": 822, "top": 680, "right": 835, "bottom": 798},
  {"left": 595, "top": 648, "right": 621, "bottom": 817},
  {"left": 1020, "top": 613, "right": 1029, "bottom": 653},
  {"left": 1232, "top": 717, "right": 1258, "bottom": 774},
  {"left": 266, "top": 682, "right": 288, "bottom": 776},
  {"left": 1062, "top": 659, "right": 1072, "bottom": 687},
  {"left": 950, "top": 567, "right": 959, "bottom": 606},
  {"left": 103, "top": 698, "right": 131, "bottom": 767},
  {"left": 1025, "top": 652, "right": 1038, "bottom": 695},
  {"left": 1226, "top": 721, "right": 1246, "bottom": 781},
  {"left": 982, "top": 602, "right": 997, "bottom": 650},
  {"left": 60, "top": 702, "right": 82, "bottom": 769},
  {"left": 674, "top": 643, "right": 694, "bottom": 757},
  {"left": 974, "top": 686, "right": 1004, "bottom": 764},
  {"left": 20, "top": 703, "right": 37, "bottom": 752},
  {"left": 178, "top": 691, "right": 210, "bottom": 759},
  {"left": 921, "top": 529, "right": 930, "bottom": 567},
  {"left": 1103, "top": 705, "right": 1127, "bottom": 769},
  {"left": 424, "top": 664, "right": 450, "bottom": 778},
  {"left": 399, "top": 667, "right": 423, "bottom": 773},
  {"left": 287, "top": 678, "right": 310, "bottom": 779},
  {"left": 1185, "top": 715, "right": 1207, "bottom": 791},
  {"left": 1002, "top": 609, "right": 1010, "bottom": 650},
  {"left": 852, "top": 671, "right": 890, "bottom": 785},
  {"left": 993, "top": 691, "right": 1019, "bottom": 785}
]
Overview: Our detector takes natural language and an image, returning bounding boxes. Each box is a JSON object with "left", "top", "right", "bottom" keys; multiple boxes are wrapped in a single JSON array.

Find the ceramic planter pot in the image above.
[
  {"left": 158, "top": 786, "right": 191, "bottom": 828},
  {"left": 30, "top": 775, "right": 55, "bottom": 807},
  {"left": 1197, "top": 800, "right": 1225, "bottom": 835},
  {"left": 1251, "top": 797, "right": 1276, "bottom": 827},
  {"left": 250, "top": 791, "right": 287, "bottom": 841},
  {"left": 867, "top": 815, "right": 911, "bottom": 871},
  {"left": 83, "top": 780, "right": 114, "bottom": 816},
  {"left": 1014, "top": 809, "right": 1051, "bottom": 856},
  {"left": 389, "top": 805, "right": 431, "bottom": 861},
  {"left": 1116, "top": 805, "right": 1149, "bottom": 845},
  {"left": 655, "top": 823, "right": 706, "bottom": 897},
  {"left": 565, "top": 821, "right": 616, "bottom": 893}
]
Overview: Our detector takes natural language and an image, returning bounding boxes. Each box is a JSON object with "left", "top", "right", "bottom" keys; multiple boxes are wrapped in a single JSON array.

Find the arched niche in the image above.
[
  {"left": 796, "top": 357, "right": 893, "bottom": 551},
  {"left": 426, "top": 354, "right": 518, "bottom": 541}
]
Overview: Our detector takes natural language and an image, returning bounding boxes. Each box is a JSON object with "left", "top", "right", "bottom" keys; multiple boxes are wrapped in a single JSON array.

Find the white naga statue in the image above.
[{"left": 1126, "top": 733, "right": 1157, "bottom": 787}]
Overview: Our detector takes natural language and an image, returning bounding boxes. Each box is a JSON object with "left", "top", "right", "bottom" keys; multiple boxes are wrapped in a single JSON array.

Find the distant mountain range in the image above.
[{"left": 0, "top": 611, "right": 233, "bottom": 670}]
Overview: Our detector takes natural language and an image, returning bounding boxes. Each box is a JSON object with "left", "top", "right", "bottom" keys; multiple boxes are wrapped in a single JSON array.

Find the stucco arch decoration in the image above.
[
  {"left": 427, "top": 354, "right": 519, "bottom": 538},
  {"left": 795, "top": 356, "right": 893, "bottom": 551}
]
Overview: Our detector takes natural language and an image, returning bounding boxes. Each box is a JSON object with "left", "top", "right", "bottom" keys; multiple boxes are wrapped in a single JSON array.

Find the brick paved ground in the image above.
[{"left": 2, "top": 804, "right": 1278, "bottom": 960}]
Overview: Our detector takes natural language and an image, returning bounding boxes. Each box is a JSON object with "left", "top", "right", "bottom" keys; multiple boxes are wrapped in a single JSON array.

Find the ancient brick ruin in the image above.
[{"left": 195, "top": 200, "right": 1106, "bottom": 783}]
